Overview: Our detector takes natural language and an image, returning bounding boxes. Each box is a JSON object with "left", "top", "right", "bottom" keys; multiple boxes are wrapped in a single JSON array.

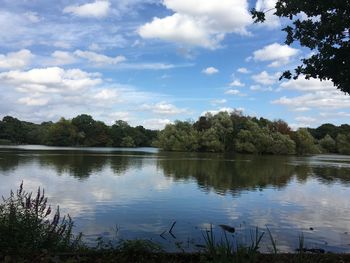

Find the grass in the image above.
[{"left": 1, "top": 184, "right": 350, "bottom": 263}]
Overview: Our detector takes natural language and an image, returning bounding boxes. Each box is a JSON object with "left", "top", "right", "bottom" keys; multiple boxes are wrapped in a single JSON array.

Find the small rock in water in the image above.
[
  {"left": 219, "top": 224, "right": 235, "bottom": 233},
  {"left": 309, "top": 227, "right": 314, "bottom": 231}
]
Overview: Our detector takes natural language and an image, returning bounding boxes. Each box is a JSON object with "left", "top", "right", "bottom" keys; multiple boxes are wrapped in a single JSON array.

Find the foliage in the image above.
[
  {"left": 319, "top": 135, "right": 337, "bottom": 153},
  {"left": 0, "top": 183, "right": 82, "bottom": 255},
  {"left": 336, "top": 133, "right": 350, "bottom": 155},
  {"left": 252, "top": 1, "right": 350, "bottom": 94},
  {"left": 0, "top": 115, "right": 157, "bottom": 148},
  {"left": 202, "top": 225, "right": 265, "bottom": 263},
  {"left": 292, "top": 129, "right": 319, "bottom": 155}
]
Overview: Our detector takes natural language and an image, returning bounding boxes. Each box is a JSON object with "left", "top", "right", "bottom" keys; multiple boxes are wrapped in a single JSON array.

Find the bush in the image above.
[{"left": 0, "top": 183, "right": 83, "bottom": 255}]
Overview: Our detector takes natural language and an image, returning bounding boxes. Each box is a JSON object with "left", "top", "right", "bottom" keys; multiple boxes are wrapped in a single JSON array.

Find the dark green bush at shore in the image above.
[{"left": 0, "top": 183, "right": 82, "bottom": 255}]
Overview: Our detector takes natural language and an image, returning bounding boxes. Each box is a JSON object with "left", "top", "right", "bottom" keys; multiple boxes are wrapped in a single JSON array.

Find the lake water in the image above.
[{"left": 1, "top": 145, "right": 350, "bottom": 253}]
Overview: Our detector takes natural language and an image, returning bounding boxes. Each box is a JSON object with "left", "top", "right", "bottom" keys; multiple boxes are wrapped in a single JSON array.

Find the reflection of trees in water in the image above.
[
  {"left": 1, "top": 150, "right": 350, "bottom": 190},
  {"left": 0, "top": 151, "right": 143, "bottom": 178},
  {"left": 157, "top": 153, "right": 296, "bottom": 194},
  {"left": 156, "top": 153, "right": 350, "bottom": 195},
  {"left": 37, "top": 153, "right": 145, "bottom": 178},
  {"left": 312, "top": 166, "right": 350, "bottom": 185},
  {"left": 0, "top": 153, "right": 29, "bottom": 173},
  {"left": 38, "top": 153, "right": 109, "bottom": 178}
]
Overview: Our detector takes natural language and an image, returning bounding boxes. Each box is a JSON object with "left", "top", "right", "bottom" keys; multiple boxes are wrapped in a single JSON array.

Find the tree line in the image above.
[
  {"left": 1, "top": 111, "right": 350, "bottom": 155},
  {"left": 155, "top": 111, "right": 350, "bottom": 155},
  {"left": 0, "top": 115, "right": 157, "bottom": 148}
]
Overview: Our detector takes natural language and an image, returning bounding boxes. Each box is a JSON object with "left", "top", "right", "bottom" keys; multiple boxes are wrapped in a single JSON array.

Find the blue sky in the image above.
[{"left": 0, "top": 0, "right": 349, "bottom": 129}]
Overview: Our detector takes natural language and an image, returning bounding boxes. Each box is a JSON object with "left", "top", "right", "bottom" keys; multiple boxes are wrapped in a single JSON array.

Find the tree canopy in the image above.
[{"left": 252, "top": 1, "right": 350, "bottom": 94}]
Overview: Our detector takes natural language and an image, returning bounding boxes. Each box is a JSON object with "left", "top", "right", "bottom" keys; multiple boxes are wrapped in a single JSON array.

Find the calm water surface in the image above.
[{"left": 1, "top": 145, "right": 350, "bottom": 252}]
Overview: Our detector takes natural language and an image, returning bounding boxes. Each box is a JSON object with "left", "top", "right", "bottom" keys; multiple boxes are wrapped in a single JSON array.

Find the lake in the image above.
[{"left": 1, "top": 145, "right": 350, "bottom": 253}]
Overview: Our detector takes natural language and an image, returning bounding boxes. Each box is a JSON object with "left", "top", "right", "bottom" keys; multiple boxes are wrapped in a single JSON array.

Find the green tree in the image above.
[
  {"left": 292, "top": 128, "right": 319, "bottom": 155},
  {"left": 199, "top": 128, "right": 224, "bottom": 152},
  {"left": 252, "top": 1, "right": 350, "bottom": 94},
  {"left": 47, "top": 118, "right": 78, "bottom": 146},
  {"left": 319, "top": 134, "right": 337, "bottom": 153},
  {"left": 157, "top": 121, "right": 199, "bottom": 151},
  {"left": 268, "top": 132, "right": 296, "bottom": 155},
  {"left": 336, "top": 134, "right": 350, "bottom": 155},
  {"left": 0, "top": 116, "right": 27, "bottom": 144},
  {"left": 121, "top": 136, "right": 135, "bottom": 147}
]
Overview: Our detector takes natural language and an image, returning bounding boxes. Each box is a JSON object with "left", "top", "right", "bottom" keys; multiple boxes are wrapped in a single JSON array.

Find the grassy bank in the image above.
[{"left": 1, "top": 184, "right": 350, "bottom": 263}]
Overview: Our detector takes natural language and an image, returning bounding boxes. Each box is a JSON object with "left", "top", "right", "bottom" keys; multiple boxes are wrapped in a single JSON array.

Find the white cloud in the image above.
[
  {"left": 293, "top": 107, "right": 311, "bottom": 112},
  {"left": 0, "top": 49, "right": 33, "bottom": 69},
  {"left": 138, "top": 0, "right": 252, "bottom": 49},
  {"left": 250, "top": 84, "right": 273, "bottom": 92},
  {"left": 140, "top": 102, "right": 188, "bottom": 115},
  {"left": 253, "top": 43, "right": 299, "bottom": 67},
  {"left": 0, "top": 66, "right": 166, "bottom": 124},
  {"left": 252, "top": 71, "right": 279, "bottom": 85},
  {"left": 229, "top": 79, "right": 245, "bottom": 87},
  {"left": 295, "top": 116, "right": 317, "bottom": 124},
  {"left": 280, "top": 76, "right": 335, "bottom": 92},
  {"left": 0, "top": 10, "right": 127, "bottom": 50},
  {"left": 202, "top": 67, "right": 219, "bottom": 75},
  {"left": 237, "top": 67, "right": 250, "bottom": 74},
  {"left": 211, "top": 99, "right": 227, "bottom": 105},
  {"left": 225, "top": 89, "right": 241, "bottom": 95},
  {"left": 119, "top": 62, "right": 182, "bottom": 70},
  {"left": 51, "top": 51, "right": 77, "bottom": 65},
  {"left": 255, "top": 0, "right": 280, "bottom": 29},
  {"left": 63, "top": 1, "right": 111, "bottom": 18},
  {"left": 0, "top": 67, "right": 102, "bottom": 94},
  {"left": 74, "top": 50, "right": 126, "bottom": 65},
  {"left": 319, "top": 112, "right": 350, "bottom": 118},
  {"left": 108, "top": 111, "right": 132, "bottom": 122},
  {"left": 272, "top": 91, "right": 350, "bottom": 110},
  {"left": 17, "top": 97, "right": 49, "bottom": 106},
  {"left": 142, "top": 118, "right": 172, "bottom": 130}
]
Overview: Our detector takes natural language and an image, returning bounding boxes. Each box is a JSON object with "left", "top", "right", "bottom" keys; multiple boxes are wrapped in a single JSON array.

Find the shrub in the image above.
[{"left": 0, "top": 183, "right": 83, "bottom": 255}]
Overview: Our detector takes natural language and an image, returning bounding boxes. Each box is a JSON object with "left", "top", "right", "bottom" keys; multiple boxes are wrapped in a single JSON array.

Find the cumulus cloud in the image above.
[
  {"left": 273, "top": 91, "right": 350, "bottom": 110},
  {"left": 229, "top": 79, "right": 245, "bottom": 87},
  {"left": 202, "top": 67, "right": 219, "bottom": 75},
  {"left": 225, "top": 89, "right": 242, "bottom": 95},
  {"left": 51, "top": 51, "right": 77, "bottom": 65},
  {"left": 253, "top": 43, "right": 299, "bottom": 67},
  {"left": 140, "top": 102, "right": 188, "bottom": 115},
  {"left": 0, "top": 49, "right": 33, "bottom": 69},
  {"left": 63, "top": 1, "right": 111, "bottom": 18},
  {"left": 249, "top": 84, "right": 273, "bottom": 92},
  {"left": 0, "top": 67, "right": 102, "bottom": 94},
  {"left": 252, "top": 71, "right": 279, "bottom": 85},
  {"left": 0, "top": 66, "right": 167, "bottom": 124},
  {"left": 280, "top": 76, "right": 335, "bottom": 92},
  {"left": 237, "top": 67, "right": 250, "bottom": 74},
  {"left": 138, "top": 0, "right": 252, "bottom": 49}
]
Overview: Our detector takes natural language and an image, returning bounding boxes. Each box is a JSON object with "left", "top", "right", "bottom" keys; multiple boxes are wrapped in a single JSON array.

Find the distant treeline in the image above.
[
  {"left": 0, "top": 115, "right": 158, "bottom": 147},
  {"left": 1, "top": 112, "right": 350, "bottom": 155},
  {"left": 155, "top": 111, "right": 350, "bottom": 155}
]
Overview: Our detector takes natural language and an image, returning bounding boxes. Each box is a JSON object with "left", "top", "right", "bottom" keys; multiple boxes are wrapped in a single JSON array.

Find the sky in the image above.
[{"left": 0, "top": 0, "right": 349, "bottom": 130}]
